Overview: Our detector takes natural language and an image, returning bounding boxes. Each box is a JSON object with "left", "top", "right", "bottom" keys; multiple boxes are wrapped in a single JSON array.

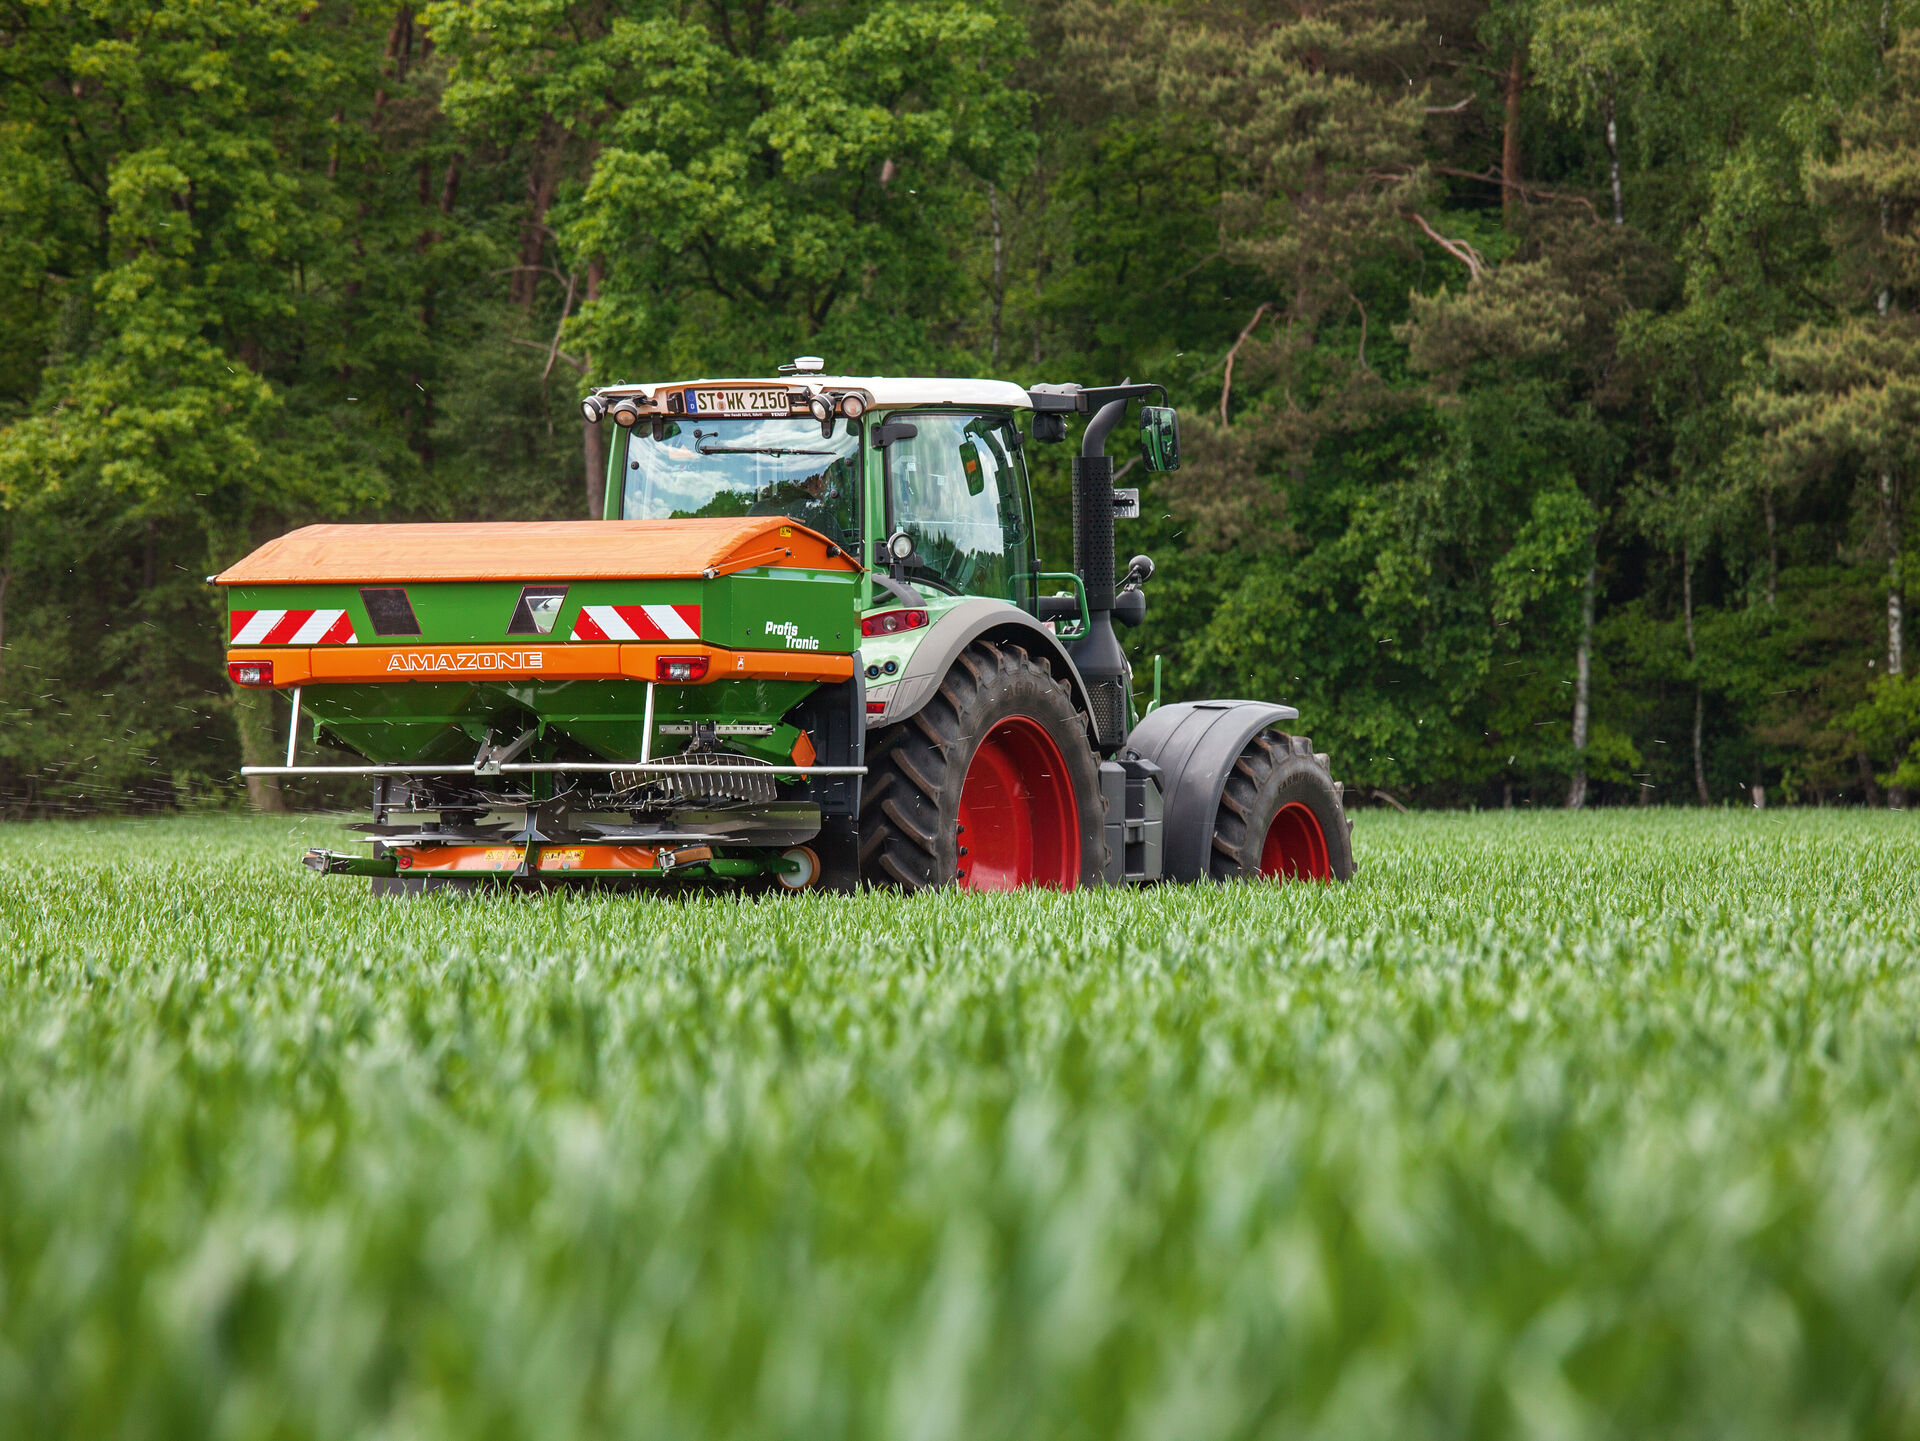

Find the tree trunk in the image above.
[
  {"left": 1567, "top": 552, "right": 1596, "bottom": 808},
  {"left": 512, "top": 124, "right": 562, "bottom": 312},
  {"left": 1603, "top": 79, "right": 1624, "bottom": 225},
  {"left": 1684, "top": 545, "right": 1710, "bottom": 805},
  {"left": 0, "top": 565, "right": 9, "bottom": 676},
  {"left": 988, "top": 182, "right": 1005, "bottom": 370},
  {"left": 584, "top": 423, "right": 608, "bottom": 519},
  {"left": 1031, "top": 171, "right": 1048, "bottom": 366},
  {"left": 1763, "top": 481, "right": 1777, "bottom": 608},
  {"left": 1502, "top": 42, "right": 1527, "bottom": 224},
  {"left": 582, "top": 258, "right": 606, "bottom": 518},
  {"left": 1885, "top": 468, "right": 1907, "bottom": 808},
  {"left": 1692, "top": 689, "right": 1710, "bottom": 805},
  {"left": 440, "top": 153, "right": 462, "bottom": 215},
  {"left": 1883, "top": 470, "right": 1904, "bottom": 678},
  {"left": 1857, "top": 750, "right": 1883, "bottom": 807},
  {"left": 233, "top": 686, "right": 287, "bottom": 813}
]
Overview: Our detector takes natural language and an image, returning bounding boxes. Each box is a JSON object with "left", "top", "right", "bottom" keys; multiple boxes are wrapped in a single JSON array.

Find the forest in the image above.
[{"left": 2, "top": 0, "right": 1917, "bottom": 814}]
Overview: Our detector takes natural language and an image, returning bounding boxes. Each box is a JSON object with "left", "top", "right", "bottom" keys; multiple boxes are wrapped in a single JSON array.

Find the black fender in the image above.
[
  {"left": 1121, "top": 699, "right": 1300, "bottom": 882},
  {"left": 868, "top": 598, "right": 1096, "bottom": 732}
]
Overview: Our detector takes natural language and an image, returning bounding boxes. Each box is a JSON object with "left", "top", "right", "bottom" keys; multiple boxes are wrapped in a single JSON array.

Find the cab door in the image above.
[{"left": 882, "top": 412, "right": 1036, "bottom": 603}]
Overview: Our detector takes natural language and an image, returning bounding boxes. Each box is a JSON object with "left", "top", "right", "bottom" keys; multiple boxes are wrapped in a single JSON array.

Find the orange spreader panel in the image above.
[
  {"left": 225, "top": 643, "right": 853, "bottom": 686},
  {"left": 213, "top": 518, "right": 859, "bottom": 585},
  {"left": 402, "top": 844, "right": 714, "bottom": 874}
]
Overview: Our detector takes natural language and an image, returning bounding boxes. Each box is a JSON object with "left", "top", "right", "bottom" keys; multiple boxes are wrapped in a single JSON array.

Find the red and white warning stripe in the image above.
[
  {"left": 570, "top": 604, "right": 700, "bottom": 643},
  {"left": 229, "top": 609, "right": 358, "bottom": 645}
]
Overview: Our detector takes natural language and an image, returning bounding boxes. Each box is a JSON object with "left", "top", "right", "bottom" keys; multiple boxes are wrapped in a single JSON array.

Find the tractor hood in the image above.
[{"left": 215, "top": 516, "right": 856, "bottom": 585}]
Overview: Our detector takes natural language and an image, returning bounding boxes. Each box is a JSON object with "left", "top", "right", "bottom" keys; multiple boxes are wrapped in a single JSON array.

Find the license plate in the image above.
[{"left": 687, "top": 387, "right": 789, "bottom": 416}]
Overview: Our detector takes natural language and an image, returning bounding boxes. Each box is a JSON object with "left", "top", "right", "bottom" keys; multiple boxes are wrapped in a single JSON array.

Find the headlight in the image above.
[
  {"left": 610, "top": 398, "right": 641, "bottom": 427},
  {"left": 581, "top": 395, "right": 606, "bottom": 424},
  {"left": 840, "top": 393, "right": 867, "bottom": 420},
  {"left": 809, "top": 395, "right": 832, "bottom": 423}
]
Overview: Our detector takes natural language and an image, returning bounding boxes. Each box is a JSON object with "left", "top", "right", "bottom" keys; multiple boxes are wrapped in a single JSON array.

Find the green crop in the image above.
[{"left": 2, "top": 811, "right": 1917, "bottom": 1440}]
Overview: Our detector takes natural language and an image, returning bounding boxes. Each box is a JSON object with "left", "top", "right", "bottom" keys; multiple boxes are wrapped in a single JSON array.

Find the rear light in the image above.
[
  {"left": 656, "top": 655, "right": 710, "bottom": 683},
  {"left": 840, "top": 393, "right": 866, "bottom": 420},
  {"left": 228, "top": 660, "right": 274, "bottom": 687},
  {"left": 860, "top": 608, "right": 928, "bottom": 637},
  {"left": 866, "top": 701, "right": 887, "bottom": 714}
]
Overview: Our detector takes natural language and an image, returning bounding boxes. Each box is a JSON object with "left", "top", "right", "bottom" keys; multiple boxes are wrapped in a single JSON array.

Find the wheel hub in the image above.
[
  {"left": 1259, "top": 801, "right": 1331, "bottom": 881},
  {"left": 955, "top": 716, "right": 1079, "bottom": 890}
]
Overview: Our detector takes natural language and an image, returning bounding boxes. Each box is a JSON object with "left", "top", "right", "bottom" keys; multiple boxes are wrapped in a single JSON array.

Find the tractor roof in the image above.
[{"left": 593, "top": 375, "right": 1033, "bottom": 409}]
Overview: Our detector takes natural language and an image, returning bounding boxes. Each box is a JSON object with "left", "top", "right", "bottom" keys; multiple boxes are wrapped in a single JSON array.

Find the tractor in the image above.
[{"left": 218, "top": 361, "right": 1354, "bottom": 891}]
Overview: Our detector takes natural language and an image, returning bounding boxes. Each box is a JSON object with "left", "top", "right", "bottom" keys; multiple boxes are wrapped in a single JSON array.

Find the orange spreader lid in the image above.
[{"left": 215, "top": 517, "right": 859, "bottom": 585}]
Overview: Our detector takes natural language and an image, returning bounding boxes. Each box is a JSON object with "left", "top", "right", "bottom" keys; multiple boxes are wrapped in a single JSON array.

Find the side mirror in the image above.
[
  {"left": 873, "top": 420, "right": 919, "bottom": 447},
  {"left": 1139, "top": 405, "right": 1181, "bottom": 472},
  {"left": 1031, "top": 413, "right": 1068, "bottom": 444},
  {"left": 959, "top": 438, "right": 985, "bottom": 496}
]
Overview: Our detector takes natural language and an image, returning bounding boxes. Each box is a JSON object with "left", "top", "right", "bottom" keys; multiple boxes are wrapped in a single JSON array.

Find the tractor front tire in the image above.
[
  {"left": 860, "top": 640, "right": 1104, "bottom": 890},
  {"left": 1209, "top": 730, "right": 1354, "bottom": 882}
]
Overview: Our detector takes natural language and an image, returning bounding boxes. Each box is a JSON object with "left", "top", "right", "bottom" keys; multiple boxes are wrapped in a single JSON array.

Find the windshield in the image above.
[{"left": 620, "top": 417, "right": 861, "bottom": 546}]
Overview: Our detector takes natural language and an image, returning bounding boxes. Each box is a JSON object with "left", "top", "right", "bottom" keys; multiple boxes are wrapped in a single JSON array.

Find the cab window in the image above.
[{"left": 886, "top": 412, "right": 1034, "bottom": 601}]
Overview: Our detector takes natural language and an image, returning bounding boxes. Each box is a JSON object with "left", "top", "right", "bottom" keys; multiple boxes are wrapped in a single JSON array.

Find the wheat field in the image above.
[{"left": 2, "top": 809, "right": 1916, "bottom": 1439}]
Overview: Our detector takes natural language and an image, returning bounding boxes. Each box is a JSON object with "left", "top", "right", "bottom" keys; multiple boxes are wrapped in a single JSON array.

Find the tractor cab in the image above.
[{"left": 593, "top": 374, "right": 1044, "bottom": 614}]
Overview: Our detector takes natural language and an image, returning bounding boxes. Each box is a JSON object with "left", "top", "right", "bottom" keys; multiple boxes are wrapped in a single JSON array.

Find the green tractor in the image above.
[{"left": 219, "top": 362, "right": 1353, "bottom": 891}]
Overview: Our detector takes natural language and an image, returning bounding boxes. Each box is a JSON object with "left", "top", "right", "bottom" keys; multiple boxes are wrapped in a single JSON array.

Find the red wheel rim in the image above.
[
  {"left": 956, "top": 716, "right": 1079, "bottom": 890},
  {"left": 1259, "top": 802, "right": 1331, "bottom": 881}
]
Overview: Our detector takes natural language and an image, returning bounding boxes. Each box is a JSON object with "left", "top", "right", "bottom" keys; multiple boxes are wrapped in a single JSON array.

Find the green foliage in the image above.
[
  {"left": 2, "top": 0, "right": 1918, "bottom": 809},
  {"left": 1849, "top": 674, "right": 1920, "bottom": 789},
  {"left": 432, "top": 0, "right": 1034, "bottom": 376},
  {"left": 3, "top": 811, "right": 1920, "bottom": 1436}
]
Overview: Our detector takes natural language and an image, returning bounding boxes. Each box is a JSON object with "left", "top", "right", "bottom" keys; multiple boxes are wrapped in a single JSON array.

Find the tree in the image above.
[
  {"left": 431, "top": 0, "right": 1035, "bottom": 383},
  {"left": 1743, "top": 26, "right": 1920, "bottom": 801}
]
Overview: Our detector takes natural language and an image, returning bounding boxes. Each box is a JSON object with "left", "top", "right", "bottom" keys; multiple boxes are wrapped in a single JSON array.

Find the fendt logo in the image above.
[
  {"left": 384, "top": 651, "right": 547, "bottom": 674},
  {"left": 764, "top": 621, "right": 820, "bottom": 651}
]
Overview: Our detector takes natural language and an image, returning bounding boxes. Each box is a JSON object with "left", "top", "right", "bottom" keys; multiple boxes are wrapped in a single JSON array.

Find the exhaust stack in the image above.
[{"left": 1070, "top": 398, "right": 1131, "bottom": 750}]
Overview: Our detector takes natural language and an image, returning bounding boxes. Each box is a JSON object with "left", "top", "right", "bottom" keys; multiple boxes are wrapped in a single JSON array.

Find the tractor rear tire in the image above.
[
  {"left": 1209, "top": 730, "right": 1354, "bottom": 882},
  {"left": 860, "top": 639, "right": 1104, "bottom": 890}
]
